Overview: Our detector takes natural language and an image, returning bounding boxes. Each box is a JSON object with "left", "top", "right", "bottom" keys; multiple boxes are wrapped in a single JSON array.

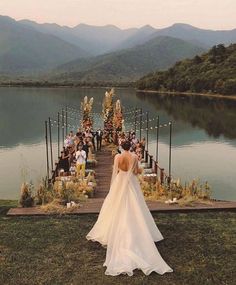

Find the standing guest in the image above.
[
  {"left": 91, "top": 129, "right": 96, "bottom": 151},
  {"left": 96, "top": 129, "right": 103, "bottom": 151},
  {"left": 64, "top": 135, "right": 71, "bottom": 148},
  {"left": 60, "top": 147, "right": 70, "bottom": 173},
  {"left": 136, "top": 143, "right": 143, "bottom": 161},
  {"left": 82, "top": 138, "right": 90, "bottom": 163},
  {"left": 68, "top": 146, "right": 75, "bottom": 167},
  {"left": 132, "top": 133, "right": 138, "bottom": 145},
  {"left": 113, "top": 130, "right": 119, "bottom": 145},
  {"left": 68, "top": 131, "right": 75, "bottom": 146},
  {"left": 140, "top": 137, "right": 146, "bottom": 158},
  {"left": 76, "top": 143, "right": 86, "bottom": 177}
]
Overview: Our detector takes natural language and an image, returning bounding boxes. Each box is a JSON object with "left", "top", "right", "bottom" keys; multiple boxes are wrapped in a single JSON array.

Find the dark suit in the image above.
[
  {"left": 96, "top": 130, "right": 103, "bottom": 150},
  {"left": 91, "top": 131, "right": 96, "bottom": 150}
]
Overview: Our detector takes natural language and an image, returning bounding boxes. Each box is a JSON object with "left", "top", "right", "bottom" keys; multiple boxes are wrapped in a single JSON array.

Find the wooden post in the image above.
[
  {"left": 62, "top": 108, "right": 64, "bottom": 147},
  {"left": 45, "top": 121, "right": 49, "bottom": 180},
  {"left": 48, "top": 117, "right": 53, "bottom": 173},
  {"left": 134, "top": 107, "right": 137, "bottom": 133},
  {"left": 149, "top": 155, "right": 153, "bottom": 169},
  {"left": 154, "top": 161, "right": 158, "bottom": 174},
  {"left": 139, "top": 108, "right": 142, "bottom": 141},
  {"left": 156, "top": 115, "right": 159, "bottom": 162},
  {"left": 57, "top": 112, "right": 60, "bottom": 158},
  {"left": 169, "top": 121, "right": 172, "bottom": 184},
  {"left": 146, "top": 111, "right": 149, "bottom": 151},
  {"left": 65, "top": 106, "right": 68, "bottom": 135},
  {"left": 160, "top": 168, "right": 165, "bottom": 184},
  {"left": 145, "top": 150, "right": 148, "bottom": 163}
]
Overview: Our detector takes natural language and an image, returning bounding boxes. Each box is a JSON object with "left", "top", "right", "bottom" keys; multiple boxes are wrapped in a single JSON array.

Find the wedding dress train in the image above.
[{"left": 86, "top": 153, "right": 173, "bottom": 276}]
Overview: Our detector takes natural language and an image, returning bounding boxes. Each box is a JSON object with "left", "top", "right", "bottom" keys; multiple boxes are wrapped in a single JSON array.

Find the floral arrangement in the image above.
[
  {"left": 18, "top": 169, "right": 97, "bottom": 214},
  {"left": 53, "top": 173, "right": 96, "bottom": 201},
  {"left": 113, "top": 99, "right": 123, "bottom": 131},
  {"left": 102, "top": 88, "right": 115, "bottom": 132},
  {"left": 139, "top": 175, "right": 212, "bottom": 206},
  {"left": 19, "top": 182, "right": 34, "bottom": 207},
  {"left": 81, "top": 96, "right": 94, "bottom": 129}
]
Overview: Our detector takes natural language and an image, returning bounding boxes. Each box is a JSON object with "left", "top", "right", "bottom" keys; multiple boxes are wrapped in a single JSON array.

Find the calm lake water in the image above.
[{"left": 0, "top": 87, "right": 236, "bottom": 201}]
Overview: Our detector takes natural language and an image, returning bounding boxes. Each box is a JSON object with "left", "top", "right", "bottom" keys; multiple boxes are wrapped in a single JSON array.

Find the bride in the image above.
[{"left": 86, "top": 140, "right": 173, "bottom": 276}]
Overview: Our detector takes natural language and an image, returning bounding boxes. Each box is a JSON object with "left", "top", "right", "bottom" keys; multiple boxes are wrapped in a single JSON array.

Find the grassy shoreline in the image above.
[
  {"left": 1, "top": 83, "right": 236, "bottom": 100},
  {"left": 0, "top": 82, "right": 134, "bottom": 89},
  {"left": 136, "top": 89, "right": 236, "bottom": 101},
  {"left": 0, "top": 199, "right": 235, "bottom": 284}
]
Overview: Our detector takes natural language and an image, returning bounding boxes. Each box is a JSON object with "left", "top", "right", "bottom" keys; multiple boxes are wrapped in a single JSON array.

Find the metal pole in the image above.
[
  {"left": 45, "top": 121, "right": 49, "bottom": 180},
  {"left": 57, "top": 112, "right": 60, "bottom": 157},
  {"left": 65, "top": 106, "right": 68, "bottom": 135},
  {"left": 146, "top": 111, "right": 149, "bottom": 151},
  {"left": 62, "top": 108, "right": 64, "bottom": 147},
  {"left": 156, "top": 115, "right": 159, "bottom": 162},
  {"left": 48, "top": 117, "right": 53, "bottom": 173},
  {"left": 134, "top": 107, "right": 137, "bottom": 133},
  {"left": 139, "top": 108, "right": 142, "bottom": 141},
  {"left": 149, "top": 155, "right": 153, "bottom": 169},
  {"left": 160, "top": 168, "right": 164, "bottom": 184},
  {"left": 169, "top": 121, "right": 172, "bottom": 182}
]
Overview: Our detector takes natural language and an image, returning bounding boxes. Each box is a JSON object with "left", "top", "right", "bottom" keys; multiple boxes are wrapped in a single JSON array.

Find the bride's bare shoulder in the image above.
[{"left": 114, "top": 153, "right": 121, "bottom": 162}]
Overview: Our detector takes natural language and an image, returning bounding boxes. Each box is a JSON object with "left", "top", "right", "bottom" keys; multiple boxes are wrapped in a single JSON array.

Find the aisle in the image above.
[{"left": 94, "top": 148, "right": 113, "bottom": 198}]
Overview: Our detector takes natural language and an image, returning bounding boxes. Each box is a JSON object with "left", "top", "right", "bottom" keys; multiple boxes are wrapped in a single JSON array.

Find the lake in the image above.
[{"left": 0, "top": 87, "right": 235, "bottom": 201}]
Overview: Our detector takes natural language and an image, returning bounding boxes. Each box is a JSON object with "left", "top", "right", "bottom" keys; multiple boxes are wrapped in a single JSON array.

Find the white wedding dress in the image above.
[{"left": 86, "top": 152, "right": 173, "bottom": 276}]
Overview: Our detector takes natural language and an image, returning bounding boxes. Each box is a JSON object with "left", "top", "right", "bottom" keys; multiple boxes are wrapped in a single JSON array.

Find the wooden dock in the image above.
[
  {"left": 93, "top": 148, "right": 113, "bottom": 198},
  {"left": 7, "top": 145, "right": 236, "bottom": 216}
]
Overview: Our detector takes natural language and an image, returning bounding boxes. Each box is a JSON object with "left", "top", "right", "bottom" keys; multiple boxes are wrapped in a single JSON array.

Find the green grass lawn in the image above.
[{"left": 0, "top": 200, "right": 235, "bottom": 285}]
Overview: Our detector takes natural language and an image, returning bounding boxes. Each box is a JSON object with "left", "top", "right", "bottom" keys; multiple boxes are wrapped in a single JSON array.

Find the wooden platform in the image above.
[
  {"left": 6, "top": 145, "right": 236, "bottom": 216},
  {"left": 6, "top": 199, "right": 236, "bottom": 216},
  {"left": 93, "top": 148, "right": 113, "bottom": 198}
]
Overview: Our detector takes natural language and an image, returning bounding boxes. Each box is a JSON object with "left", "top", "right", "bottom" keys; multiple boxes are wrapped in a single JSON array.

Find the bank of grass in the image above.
[{"left": 0, "top": 200, "right": 235, "bottom": 285}]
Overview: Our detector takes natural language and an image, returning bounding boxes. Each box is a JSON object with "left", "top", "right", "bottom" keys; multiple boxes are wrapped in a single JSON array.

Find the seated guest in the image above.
[{"left": 69, "top": 161, "right": 77, "bottom": 176}]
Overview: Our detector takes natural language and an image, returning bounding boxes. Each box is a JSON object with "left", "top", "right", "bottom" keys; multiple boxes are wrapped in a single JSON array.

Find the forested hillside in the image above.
[{"left": 136, "top": 44, "right": 236, "bottom": 95}]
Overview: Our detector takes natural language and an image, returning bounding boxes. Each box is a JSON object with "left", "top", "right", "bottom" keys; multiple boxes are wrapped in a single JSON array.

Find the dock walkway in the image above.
[{"left": 7, "top": 145, "right": 236, "bottom": 216}]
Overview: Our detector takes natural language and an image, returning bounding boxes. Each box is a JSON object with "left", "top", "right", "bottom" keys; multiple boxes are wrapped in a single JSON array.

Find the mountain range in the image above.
[
  {"left": 0, "top": 15, "right": 235, "bottom": 81},
  {"left": 51, "top": 36, "right": 205, "bottom": 82}
]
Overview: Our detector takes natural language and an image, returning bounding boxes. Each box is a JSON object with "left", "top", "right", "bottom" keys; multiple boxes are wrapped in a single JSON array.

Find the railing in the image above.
[{"left": 143, "top": 151, "right": 170, "bottom": 185}]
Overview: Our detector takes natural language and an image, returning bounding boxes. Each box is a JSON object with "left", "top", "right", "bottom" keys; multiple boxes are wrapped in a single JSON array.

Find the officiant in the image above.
[{"left": 96, "top": 129, "right": 103, "bottom": 151}]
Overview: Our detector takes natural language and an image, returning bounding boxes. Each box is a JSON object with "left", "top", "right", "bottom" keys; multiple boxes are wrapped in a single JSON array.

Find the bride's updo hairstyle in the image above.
[{"left": 121, "top": 140, "right": 131, "bottom": 151}]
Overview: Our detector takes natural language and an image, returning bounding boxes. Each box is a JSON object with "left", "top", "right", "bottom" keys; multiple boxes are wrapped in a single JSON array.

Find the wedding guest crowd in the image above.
[
  {"left": 116, "top": 131, "right": 146, "bottom": 161},
  {"left": 58, "top": 127, "right": 103, "bottom": 176},
  {"left": 58, "top": 127, "right": 146, "bottom": 177}
]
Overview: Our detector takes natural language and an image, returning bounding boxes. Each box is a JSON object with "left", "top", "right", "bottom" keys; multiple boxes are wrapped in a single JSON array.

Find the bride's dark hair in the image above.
[{"left": 121, "top": 140, "right": 131, "bottom": 151}]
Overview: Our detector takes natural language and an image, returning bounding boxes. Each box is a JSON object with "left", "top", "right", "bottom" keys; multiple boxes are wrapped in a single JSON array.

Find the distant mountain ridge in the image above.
[
  {"left": 19, "top": 19, "right": 236, "bottom": 55},
  {"left": 0, "top": 16, "right": 89, "bottom": 74},
  {"left": 19, "top": 20, "right": 138, "bottom": 56},
  {"left": 51, "top": 36, "right": 205, "bottom": 83},
  {"left": 0, "top": 15, "right": 235, "bottom": 78}
]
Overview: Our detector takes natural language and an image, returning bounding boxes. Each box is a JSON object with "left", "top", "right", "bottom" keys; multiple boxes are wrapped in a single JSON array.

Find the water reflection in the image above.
[
  {"left": 136, "top": 91, "right": 236, "bottom": 140},
  {"left": 0, "top": 87, "right": 235, "bottom": 200}
]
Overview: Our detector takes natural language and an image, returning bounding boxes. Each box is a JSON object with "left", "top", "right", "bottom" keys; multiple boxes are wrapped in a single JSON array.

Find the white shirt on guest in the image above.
[{"left": 75, "top": 150, "right": 86, "bottom": 164}]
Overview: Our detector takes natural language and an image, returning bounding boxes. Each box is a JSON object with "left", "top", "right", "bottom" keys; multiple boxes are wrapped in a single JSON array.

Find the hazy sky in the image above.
[{"left": 0, "top": 0, "right": 235, "bottom": 30}]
